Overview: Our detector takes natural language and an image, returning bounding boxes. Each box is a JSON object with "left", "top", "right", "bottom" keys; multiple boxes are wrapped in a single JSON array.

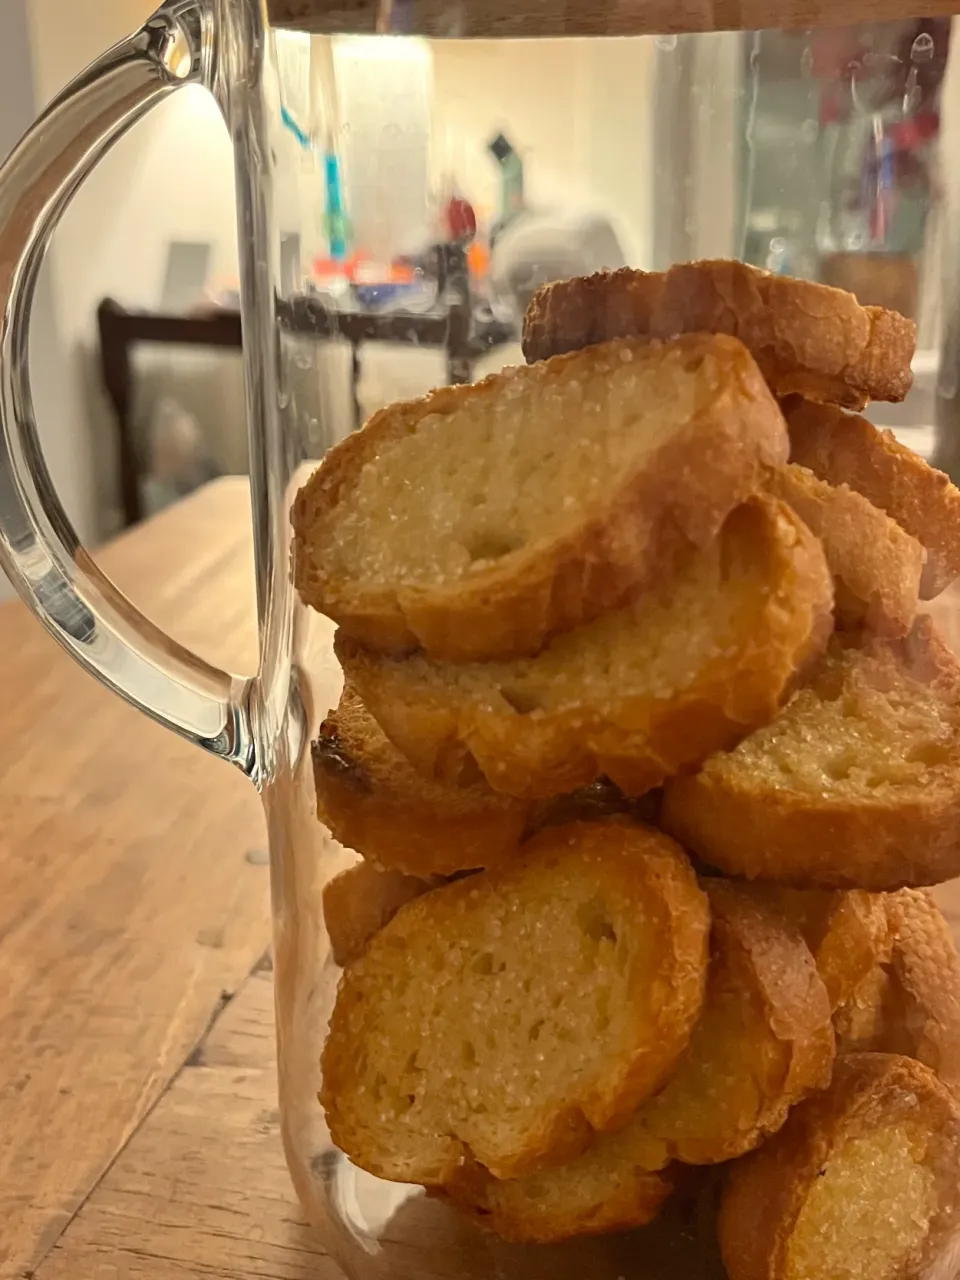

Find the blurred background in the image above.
[{"left": 3, "top": 0, "right": 960, "bottom": 587}]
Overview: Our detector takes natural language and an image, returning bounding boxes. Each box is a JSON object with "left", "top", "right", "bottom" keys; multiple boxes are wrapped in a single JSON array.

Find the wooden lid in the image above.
[{"left": 267, "top": 0, "right": 960, "bottom": 36}]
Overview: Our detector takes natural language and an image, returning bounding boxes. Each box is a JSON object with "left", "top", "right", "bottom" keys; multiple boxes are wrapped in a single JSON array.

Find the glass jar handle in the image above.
[{"left": 0, "top": 0, "right": 258, "bottom": 776}]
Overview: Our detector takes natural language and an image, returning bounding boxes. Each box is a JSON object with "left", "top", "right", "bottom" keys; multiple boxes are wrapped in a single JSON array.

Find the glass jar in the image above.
[{"left": 0, "top": 3, "right": 958, "bottom": 1278}]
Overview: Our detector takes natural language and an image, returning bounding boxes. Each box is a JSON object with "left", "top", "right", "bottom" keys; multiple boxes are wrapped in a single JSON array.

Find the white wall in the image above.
[
  {"left": 429, "top": 38, "right": 655, "bottom": 266},
  {"left": 27, "top": 0, "right": 241, "bottom": 536},
  {"left": 0, "top": 0, "right": 96, "bottom": 603}
]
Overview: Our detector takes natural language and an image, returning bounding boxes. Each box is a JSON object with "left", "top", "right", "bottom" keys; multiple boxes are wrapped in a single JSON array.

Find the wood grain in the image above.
[
  {"left": 33, "top": 971, "right": 342, "bottom": 1280},
  {"left": 0, "top": 479, "right": 269, "bottom": 1280},
  {"left": 268, "top": 0, "right": 960, "bottom": 36}
]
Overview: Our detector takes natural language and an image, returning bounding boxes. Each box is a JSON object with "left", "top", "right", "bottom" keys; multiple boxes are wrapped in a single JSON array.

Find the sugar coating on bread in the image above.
[
  {"left": 764, "top": 462, "right": 922, "bottom": 636},
  {"left": 320, "top": 820, "right": 709, "bottom": 1185},
  {"left": 338, "top": 495, "right": 832, "bottom": 801},
  {"left": 662, "top": 617, "right": 960, "bottom": 889},
  {"left": 784, "top": 1127, "right": 935, "bottom": 1280},
  {"left": 292, "top": 333, "right": 788, "bottom": 661},
  {"left": 786, "top": 398, "right": 960, "bottom": 599},
  {"left": 718, "top": 1054, "right": 960, "bottom": 1280},
  {"left": 447, "top": 881, "right": 833, "bottom": 1243},
  {"left": 313, "top": 685, "right": 529, "bottom": 875},
  {"left": 523, "top": 260, "right": 915, "bottom": 409}
]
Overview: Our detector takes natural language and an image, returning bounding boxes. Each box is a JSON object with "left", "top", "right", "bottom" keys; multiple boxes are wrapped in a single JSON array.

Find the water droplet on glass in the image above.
[
  {"left": 655, "top": 33, "right": 678, "bottom": 52},
  {"left": 800, "top": 46, "right": 814, "bottom": 78},
  {"left": 912, "top": 32, "right": 935, "bottom": 62},
  {"left": 801, "top": 118, "right": 819, "bottom": 143}
]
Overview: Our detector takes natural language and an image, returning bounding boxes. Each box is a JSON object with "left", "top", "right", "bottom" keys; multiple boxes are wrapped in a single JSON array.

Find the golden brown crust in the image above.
[
  {"left": 634, "top": 880, "right": 835, "bottom": 1166},
  {"left": 322, "top": 861, "right": 439, "bottom": 966},
  {"left": 764, "top": 463, "right": 922, "bottom": 636},
  {"left": 314, "top": 689, "right": 656, "bottom": 874},
  {"left": 886, "top": 891, "right": 960, "bottom": 1091},
  {"left": 834, "top": 891, "right": 960, "bottom": 1092},
  {"left": 718, "top": 1054, "right": 960, "bottom": 1280},
  {"left": 291, "top": 333, "right": 788, "bottom": 662},
  {"left": 661, "top": 618, "right": 960, "bottom": 890},
  {"left": 444, "top": 1158, "right": 674, "bottom": 1244},
  {"left": 313, "top": 685, "right": 530, "bottom": 875},
  {"left": 523, "top": 261, "right": 916, "bottom": 408},
  {"left": 752, "top": 888, "right": 890, "bottom": 1012},
  {"left": 321, "top": 820, "right": 710, "bottom": 1185},
  {"left": 786, "top": 398, "right": 960, "bottom": 599},
  {"left": 337, "top": 496, "right": 833, "bottom": 801},
  {"left": 444, "top": 881, "right": 832, "bottom": 1244}
]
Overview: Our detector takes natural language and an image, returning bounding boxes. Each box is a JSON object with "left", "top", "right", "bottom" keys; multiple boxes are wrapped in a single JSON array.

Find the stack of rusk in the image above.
[{"left": 291, "top": 260, "right": 960, "bottom": 1280}]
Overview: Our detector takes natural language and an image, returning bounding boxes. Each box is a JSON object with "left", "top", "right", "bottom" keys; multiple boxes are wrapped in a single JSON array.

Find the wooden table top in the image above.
[
  {"left": 0, "top": 478, "right": 337, "bottom": 1279},
  {"left": 2, "top": 475, "right": 960, "bottom": 1280}
]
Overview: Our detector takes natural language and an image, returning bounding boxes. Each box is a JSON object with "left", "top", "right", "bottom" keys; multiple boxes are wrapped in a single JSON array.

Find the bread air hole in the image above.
[
  {"left": 823, "top": 752, "right": 858, "bottom": 783},
  {"left": 500, "top": 686, "right": 543, "bottom": 715},
  {"left": 596, "top": 989, "right": 611, "bottom": 1034},
  {"left": 463, "top": 531, "right": 523, "bottom": 564},
  {"left": 906, "top": 741, "right": 953, "bottom": 767},
  {"left": 576, "top": 897, "right": 618, "bottom": 945},
  {"left": 472, "top": 951, "right": 507, "bottom": 976}
]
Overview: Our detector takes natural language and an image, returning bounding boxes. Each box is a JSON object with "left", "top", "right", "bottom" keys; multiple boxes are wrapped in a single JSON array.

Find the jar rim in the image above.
[{"left": 266, "top": 0, "right": 960, "bottom": 37}]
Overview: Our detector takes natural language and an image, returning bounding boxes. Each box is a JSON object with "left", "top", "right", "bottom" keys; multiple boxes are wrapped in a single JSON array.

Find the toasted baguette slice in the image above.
[
  {"left": 314, "top": 687, "right": 653, "bottom": 874},
  {"left": 786, "top": 397, "right": 960, "bottom": 599},
  {"left": 752, "top": 887, "right": 890, "bottom": 1012},
  {"left": 764, "top": 463, "right": 922, "bottom": 636},
  {"left": 523, "top": 260, "right": 916, "bottom": 408},
  {"left": 337, "top": 496, "right": 833, "bottom": 801},
  {"left": 446, "top": 1159, "right": 674, "bottom": 1245},
  {"left": 661, "top": 618, "right": 960, "bottom": 889},
  {"left": 323, "top": 861, "right": 439, "bottom": 966},
  {"left": 292, "top": 333, "right": 789, "bottom": 662},
  {"left": 718, "top": 1054, "right": 960, "bottom": 1280},
  {"left": 446, "top": 880, "right": 833, "bottom": 1243},
  {"left": 835, "top": 890, "right": 960, "bottom": 1092},
  {"left": 321, "top": 820, "right": 709, "bottom": 1185},
  {"left": 313, "top": 685, "right": 529, "bottom": 875}
]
